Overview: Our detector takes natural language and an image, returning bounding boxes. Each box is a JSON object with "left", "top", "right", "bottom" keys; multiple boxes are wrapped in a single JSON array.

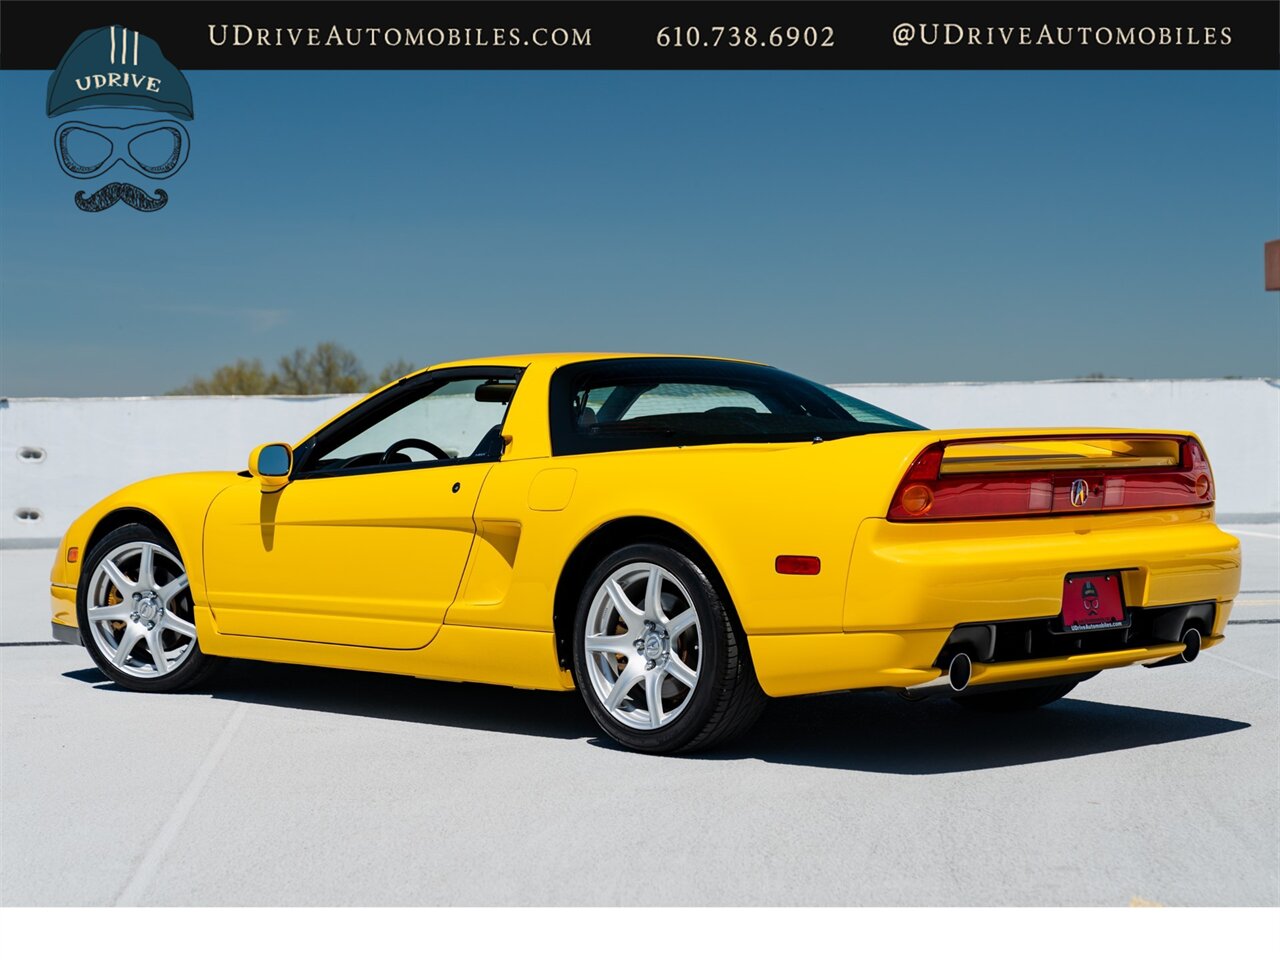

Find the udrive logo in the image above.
[{"left": 46, "top": 25, "right": 195, "bottom": 212}]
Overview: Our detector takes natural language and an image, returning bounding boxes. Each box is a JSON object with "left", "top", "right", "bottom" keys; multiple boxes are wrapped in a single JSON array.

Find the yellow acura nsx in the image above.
[{"left": 50, "top": 354, "right": 1242, "bottom": 753}]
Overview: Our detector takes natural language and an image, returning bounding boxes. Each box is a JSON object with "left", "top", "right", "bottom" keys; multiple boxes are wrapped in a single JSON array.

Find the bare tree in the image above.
[
  {"left": 274, "top": 342, "right": 368, "bottom": 394},
  {"left": 173, "top": 358, "right": 276, "bottom": 395},
  {"left": 170, "top": 342, "right": 416, "bottom": 395},
  {"left": 375, "top": 358, "right": 419, "bottom": 385}
]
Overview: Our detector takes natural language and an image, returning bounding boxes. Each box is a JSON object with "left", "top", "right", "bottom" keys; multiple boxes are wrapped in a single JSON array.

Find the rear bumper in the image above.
[
  {"left": 843, "top": 509, "right": 1240, "bottom": 632},
  {"left": 750, "top": 626, "right": 1229, "bottom": 698},
  {"left": 750, "top": 509, "right": 1240, "bottom": 697}
]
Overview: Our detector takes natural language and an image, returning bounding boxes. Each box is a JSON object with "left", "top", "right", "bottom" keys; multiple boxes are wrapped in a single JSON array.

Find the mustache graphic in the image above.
[{"left": 74, "top": 182, "right": 169, "bottom": 213}]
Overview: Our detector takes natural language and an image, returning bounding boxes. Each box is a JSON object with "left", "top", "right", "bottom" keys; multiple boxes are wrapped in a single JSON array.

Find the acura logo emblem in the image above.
[{"left": 1070, "top": 478, "right": 1089, "bottom": 507}]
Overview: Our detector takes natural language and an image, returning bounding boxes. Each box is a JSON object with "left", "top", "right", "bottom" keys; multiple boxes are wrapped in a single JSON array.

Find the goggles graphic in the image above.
[{"left": 54, "top": 119, "right": 189, "bottom": 180}]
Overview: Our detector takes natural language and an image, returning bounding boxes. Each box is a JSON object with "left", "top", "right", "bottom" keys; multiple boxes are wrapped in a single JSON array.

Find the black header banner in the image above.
[{"left": 2, "top": 1, "right": 1276, "bottom": 70}]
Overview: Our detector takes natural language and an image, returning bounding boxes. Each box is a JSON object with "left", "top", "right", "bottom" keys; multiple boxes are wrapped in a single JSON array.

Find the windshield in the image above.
[{"left": 548, "top": 358, "right": 924, "bottom": 455}]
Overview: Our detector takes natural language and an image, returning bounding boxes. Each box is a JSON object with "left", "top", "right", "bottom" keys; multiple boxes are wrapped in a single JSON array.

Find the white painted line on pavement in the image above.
[
  {"left": 115, "top": 702, "right": 248, "bottom": 906},
  {"left": 1204, "top": 651, "right": 1279, "bottom": 681},
  {"left": 1223, "top": 529, "right": 1280, "bottom": 540}
]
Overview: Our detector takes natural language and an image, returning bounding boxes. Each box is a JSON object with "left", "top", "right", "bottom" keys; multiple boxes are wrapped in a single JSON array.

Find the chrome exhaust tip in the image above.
[
  {"left": 1142, "top": 626, "right": 1205, "bottom": 668},
  {"left": 902, "top": 651, "right": 974, "bottom": 699},
  {"left": 1180, "top": 627, "right": 1201, "bottom": 663}
]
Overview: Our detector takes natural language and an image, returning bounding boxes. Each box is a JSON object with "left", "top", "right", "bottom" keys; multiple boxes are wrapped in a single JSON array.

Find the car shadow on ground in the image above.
[
  {"left": 63, "top": 660, "right": 1250, "bottom": 775},
  {"left": 718, "top": 692, "right": 1250, "bottom": 774}
]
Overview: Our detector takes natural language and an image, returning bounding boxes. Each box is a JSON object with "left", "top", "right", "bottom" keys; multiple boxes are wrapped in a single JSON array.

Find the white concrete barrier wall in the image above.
[
  {"left": 1, "top": 395, "right": 356, "bottom": 546},
  {"left": 2, "top": 379, "right": 1275, "bottom": 544}
]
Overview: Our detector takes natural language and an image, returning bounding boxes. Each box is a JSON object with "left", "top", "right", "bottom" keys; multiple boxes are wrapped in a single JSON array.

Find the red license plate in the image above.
[{"left": 1061, "top": 572, "right": 1129, "bottom": 632}]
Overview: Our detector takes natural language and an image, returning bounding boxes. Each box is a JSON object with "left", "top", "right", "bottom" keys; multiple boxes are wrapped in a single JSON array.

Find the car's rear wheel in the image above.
[
  {"left": 572, "top": 543, "right": 766, "bottom": 754},
  {"left": 953, "top": 680, "right": 1079, "bottom": 712},
  {"left": 78, "top": 523, "right": 218, "bottom": 692}
]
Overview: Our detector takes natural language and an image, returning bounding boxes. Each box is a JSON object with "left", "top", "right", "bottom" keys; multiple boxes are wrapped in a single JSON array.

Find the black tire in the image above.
[
  {"left": 78, "top": 522, "right": 220, "bottom": 693},
  {"left": 571, "top": 543, "right": 767, "bottom": 754},
  {"left": 953, "top": 680, "right": 1079, "bottom": 713}
]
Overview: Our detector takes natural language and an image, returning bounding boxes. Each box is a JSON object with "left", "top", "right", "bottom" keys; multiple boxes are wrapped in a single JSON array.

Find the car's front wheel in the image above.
[
  {"left": 572, "top": 543, "right": 766, "bottom": 754},
  {"left": 78, "top": 522, "right": 218, "bottom": 692}
]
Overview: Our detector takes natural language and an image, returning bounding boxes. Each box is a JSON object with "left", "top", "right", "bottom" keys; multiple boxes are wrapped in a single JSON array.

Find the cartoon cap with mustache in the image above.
[{"left": 47, "top": 25, "right": 194, "bottom": 212}]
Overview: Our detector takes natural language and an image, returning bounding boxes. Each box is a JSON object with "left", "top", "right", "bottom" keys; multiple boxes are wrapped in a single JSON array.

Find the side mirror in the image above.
[{"left": 249, "top": 442, "right": 293, "bottom": 492}]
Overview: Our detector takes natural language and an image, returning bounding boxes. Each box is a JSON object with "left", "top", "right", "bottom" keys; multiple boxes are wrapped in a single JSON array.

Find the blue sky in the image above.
[{"left": 1, "top": 70, "right": 1276, "bottom": 396}]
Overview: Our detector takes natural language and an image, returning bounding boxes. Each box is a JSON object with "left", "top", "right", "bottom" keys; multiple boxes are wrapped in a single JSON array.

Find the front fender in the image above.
[{"left": 52, "top": 471, "right": 243, "bottom": 605}]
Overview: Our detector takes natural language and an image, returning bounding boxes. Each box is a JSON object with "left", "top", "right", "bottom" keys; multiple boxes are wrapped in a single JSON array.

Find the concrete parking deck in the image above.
[{"left": 2, "top": 527, "right": 1276, "bottom": 906}]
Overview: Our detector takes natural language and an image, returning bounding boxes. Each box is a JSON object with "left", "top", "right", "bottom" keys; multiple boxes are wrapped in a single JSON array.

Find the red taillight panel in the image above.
[{"left": 888, "top": 437, "right": 1214, "bottom": 521}]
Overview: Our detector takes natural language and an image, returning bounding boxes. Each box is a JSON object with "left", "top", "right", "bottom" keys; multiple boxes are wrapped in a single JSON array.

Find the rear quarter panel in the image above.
[{"left": 458, "top": 433, "right": 933, "bottom": 636}]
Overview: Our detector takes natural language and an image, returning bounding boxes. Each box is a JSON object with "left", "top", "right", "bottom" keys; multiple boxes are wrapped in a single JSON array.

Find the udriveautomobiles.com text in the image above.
[{"left": 207, "top": 24, "right": 592, "bottom": 48}]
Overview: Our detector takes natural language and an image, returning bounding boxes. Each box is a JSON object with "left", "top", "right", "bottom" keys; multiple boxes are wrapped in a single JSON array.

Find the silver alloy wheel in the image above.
[
  {"left": 85, "top": 541, "right": 197, "bottom": 680},
  {"left": 583, "top": 561, "right": 702, "bottom": 730}
]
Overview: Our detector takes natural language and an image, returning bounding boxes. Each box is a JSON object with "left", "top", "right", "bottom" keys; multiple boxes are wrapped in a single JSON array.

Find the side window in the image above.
[{"left": 300, "top": 374, "right": 517, "bottom": 475}]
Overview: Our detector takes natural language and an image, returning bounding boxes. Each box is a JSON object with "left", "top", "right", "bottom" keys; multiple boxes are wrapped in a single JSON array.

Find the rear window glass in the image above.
[{"left": 549, "top": 358, "right": 923, "bottom": 456}]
